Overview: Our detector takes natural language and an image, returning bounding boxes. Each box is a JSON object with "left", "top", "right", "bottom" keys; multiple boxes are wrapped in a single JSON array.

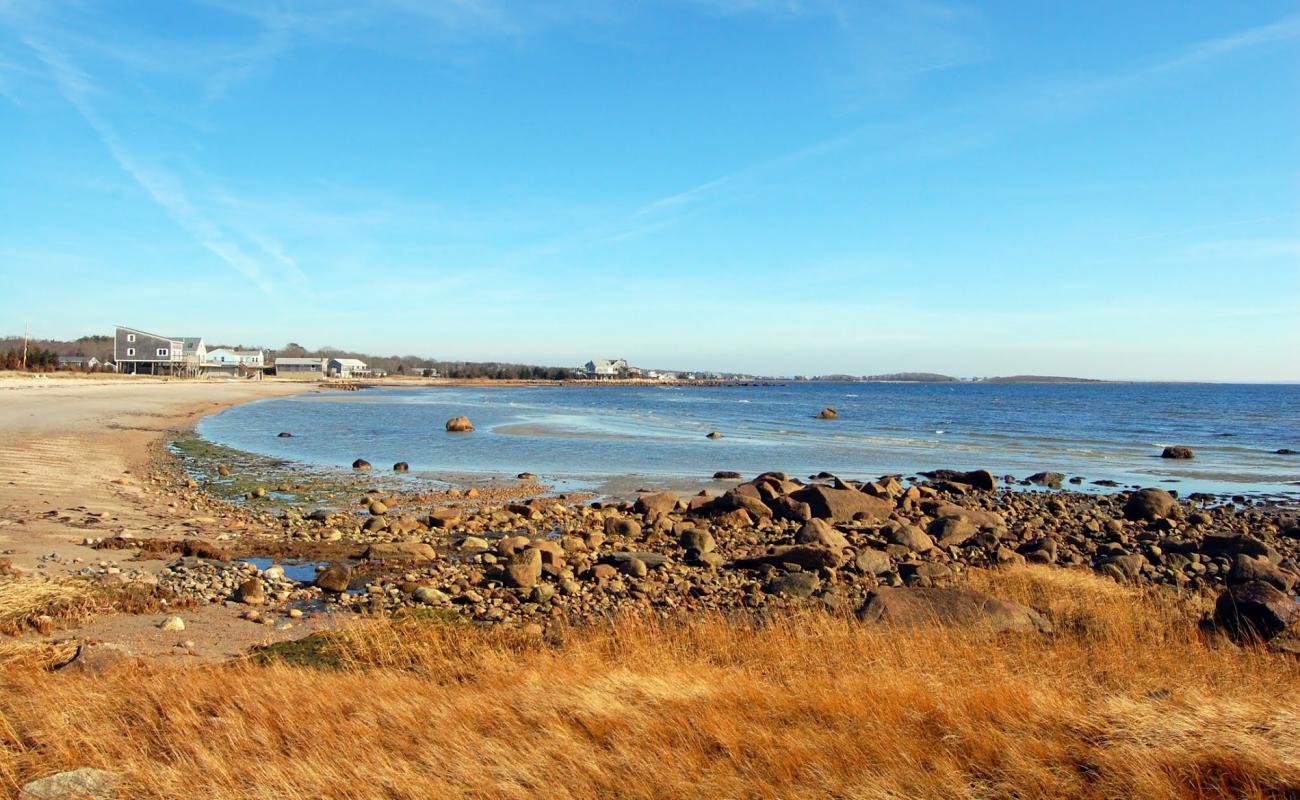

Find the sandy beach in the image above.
[{"left": 0, "top": 375, "right": 323, "bottom": 658}]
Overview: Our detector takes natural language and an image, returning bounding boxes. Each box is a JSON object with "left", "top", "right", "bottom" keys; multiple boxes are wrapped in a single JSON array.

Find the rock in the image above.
[
  {"left": 306, "top": 509, "right": 332, "bottom": 522},
  {"left": 928, "top": 516, "right": 979, "bottom": 548},
  {"left": 919, "top": 469, "right": 997, "bottom": 491},
  {"left": 351, "top": 459, "right": 371, "bottom": 471},
  {"left": 368, "top": 500, "right": 388, "bottom": 516},
  {"left": 732, "top": 544, "right": 844, "bottom": 571},
  {"left": 62, "top": 642, "right": 133, "bottom": 674},
  {"left": 790, "top": 485, "right": 892, "bottom": 523},
  {"left": 315, "top": 564, "right": 352, "bottom": 593},
  {"left": 621, "top": 557, "right": 649, "bottom": 578},
  {"left": 795, "top": 518, "right": 850, "bottom": 549},
  {"left": 458, "top": 536, "right": 489, "bottom": 551},
  {"left": 706, "top": 431, "right": 723, "bottom": 439},
  {"left": 412, "top": 586, "right": 449, "bottom": 604},
  {"left": 603, "top": 517, "right": 642, "bottom": 538},
  {"left": 1123, "top": 488, "right": 1180, "bottom": 522},
  {"left": 445, "top": 416, "right": 474, "bottom": 432},
  {"left": 887, "top": 524, "right": 934, "bottom": 553},
  {"left": 158, "top": 615, "right": 185, "bottom": 632},
  {"left": 634, "top": 491, "right": 678, "bottom": 516},
  {"left": 722, "top": 490, "right": 773, "bottom": 520},
  {"left": 235, "top": 577, "right": 265, "bottom": 605},
  {"left": 679, "top": 528, "right": 716, "bottom": 553},
  {"left": 763, "top": 571, "right": 820, "bottom": 597},
  {"left": 19, "top": 768, "right": 118, "bottom": 800},
  {"left": 1213, "top": 581, "right": 1300, "bottom": 644},
  {"left": 1277, "top": 449, "right": 1298, "bottom": 455},
  {"left": 393, "top": 462, "right": 409, "bottom": 472},
  {"left": 505, "top": 547, "right": 543, "bottom": 589},
  {"left": 216, "top": 465, "right": 230, "bottom": 477},
  {"left": 815, "top": 408, "right": 838, "bottom": 419},
  {"left": 855, "top": 548, "right": 892, "bottom": 575},
  {"left": 364, "top": 542, "right": 436, "bottom": 562},
  {"left": 1230, "top": 554, "right": 1297, "bottom": 593},
  {"left": 600, "top": 551, "right": 669, "bottom": 570},
  {"left": 712, "top": 471, "right": 742, "bottom": 480},
  {"left": 277, "top": 431, "right": 294, "bottom": 438},
  {"left": 517, "top": 472, "right": 538, "bottom": 480},
  {"left": 1161, "top": 446, "right": 1195, "bottom": 459},
  {"left": 857, "top": 587, "right": 1051, "bottom": 634},
  {"left": 1025, "top": 471, "right": 1066, "bottom": 488},
  {"left": 426, "top": 507, "right": 461, "bottom": 529}
]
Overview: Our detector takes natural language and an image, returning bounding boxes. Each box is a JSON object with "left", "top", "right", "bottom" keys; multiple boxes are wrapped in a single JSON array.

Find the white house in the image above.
[
  {"left": 327, "top": 358, "right": 371, "bottom": 378},
  {"left": 205, "top": 348, "right": 265, "bottom": 368},
  {"left": 584, "top": 358, "right": 628, "bottom": 379}
]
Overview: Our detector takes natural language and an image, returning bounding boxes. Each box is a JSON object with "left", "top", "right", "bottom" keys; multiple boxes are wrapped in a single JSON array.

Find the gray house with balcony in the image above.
[{"left": 114, "top": 325, "right": 199, "bottom": 376}]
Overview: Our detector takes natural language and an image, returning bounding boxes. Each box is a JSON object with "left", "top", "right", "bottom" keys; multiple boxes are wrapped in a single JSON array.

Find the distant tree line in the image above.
[{"left": 1, "top": 347, "right": 60, "bottom": 371}]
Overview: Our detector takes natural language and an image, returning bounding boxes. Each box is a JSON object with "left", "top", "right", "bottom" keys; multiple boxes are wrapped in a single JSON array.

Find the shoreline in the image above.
[{"left": 2, "top": 376, "right": 1298, "bottom": 661}]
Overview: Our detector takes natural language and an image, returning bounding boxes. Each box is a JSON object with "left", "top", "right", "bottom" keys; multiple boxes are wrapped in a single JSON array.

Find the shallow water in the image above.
[{"left": 198, "top": 382, "right": 1300, "bottom": 497}]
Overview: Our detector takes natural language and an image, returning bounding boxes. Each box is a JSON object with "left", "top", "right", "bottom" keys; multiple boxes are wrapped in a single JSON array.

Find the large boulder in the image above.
[
  {"left": 504, "top": 548, "right": 543, "bottom": 589},
  {"left": 795, "top": 518, "right": 850, "bottom": 549},
  {"left": 234, "top": 577, "right": 265, "bottom": 605},
  {"left": 315, "top": 564, "right": 352, "bottom": 593},
  {"left": 1122, "top": 488, "right": 1181, "bottom": 522},
  {"left": 856, "top": 587, "right": 1051, "bottom": 634},
  {"left": 633, "top": 491, "right": 678, "bottom": 516},
  {"left": 1025, "top": 471, "right": 1066, "bottom": 488},
  {"left": 1213, "top": 581, "right": 1300, "bottom": 644},
  {"left": 1161, "top": 446, "right": 1195, "bottom": 459},
  {"left": 815, "top": 408, "right": 838, "bottom": 419},
  {"left": 886, "top": 523, "right": 934, "bottom": 553},
  {"left": 789, "top": 484, "right": 892, "bottom": 523},
  {"left": 445, "top": 416, "right": 474, "bottom": 433},
  {"left": 919, "top": 469, "right": 997, "bottom": 491},
  {"left": 351, "top": 458, "right": 371, "bottom": 471}
]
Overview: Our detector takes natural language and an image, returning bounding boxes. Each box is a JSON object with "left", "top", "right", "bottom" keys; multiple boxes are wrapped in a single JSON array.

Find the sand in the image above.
[{"left": 0, "top": 375, "right": 332, "bottom": 659}]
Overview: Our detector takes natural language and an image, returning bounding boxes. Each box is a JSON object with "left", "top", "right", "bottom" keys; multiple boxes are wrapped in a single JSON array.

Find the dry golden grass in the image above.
[
  {"left": 2, "top": 566, "right": 1299, "bottom": 799},
  {"left": 0, "top": 574, "right": 187, "bottom": 636}
]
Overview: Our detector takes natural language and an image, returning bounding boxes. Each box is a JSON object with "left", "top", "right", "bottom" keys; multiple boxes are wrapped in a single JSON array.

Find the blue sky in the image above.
[{"left": 0, "top": 1, "right": 1296, "bottom": 380}]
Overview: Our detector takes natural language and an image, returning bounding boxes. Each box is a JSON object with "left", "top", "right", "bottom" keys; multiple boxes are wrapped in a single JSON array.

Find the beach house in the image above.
[
  {"left": 203, "top": 348, "right": 266, "bottom": 378},
  {"left": 273, "top": 357, "right": 328, "bottom": 379},
  {"left": 114, "top": 325, "right": 206, "bottom": 376},
  {"left": 584, "top": 358, "right": 628, "bottom": 379},
  {"left": 327, "top": 358, "right": 371, "bottom": 378}
]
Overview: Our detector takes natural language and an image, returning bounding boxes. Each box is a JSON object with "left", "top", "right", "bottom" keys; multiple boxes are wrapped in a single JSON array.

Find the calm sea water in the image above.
[{"left": 198, "top": 383, "right": 1300, "bottom": 497}]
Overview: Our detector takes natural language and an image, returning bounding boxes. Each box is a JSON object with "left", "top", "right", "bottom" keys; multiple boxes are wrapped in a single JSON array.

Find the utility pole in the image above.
[{"left": 21, "top": 321, "right": 28, "bottom": 371}]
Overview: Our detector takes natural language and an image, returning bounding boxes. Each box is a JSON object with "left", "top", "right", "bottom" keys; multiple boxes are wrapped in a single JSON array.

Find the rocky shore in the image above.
[{"left": 81, "top": 453, "right": 1300, "bottom": 653}]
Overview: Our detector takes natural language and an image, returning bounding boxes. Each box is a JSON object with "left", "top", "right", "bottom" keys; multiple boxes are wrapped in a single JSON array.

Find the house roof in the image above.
[
  {"left": 275, "top": 357, "right": 327, "bottom": 365},
  {"left": 331, "top": 358, "right": 368, "bottom": 368}
]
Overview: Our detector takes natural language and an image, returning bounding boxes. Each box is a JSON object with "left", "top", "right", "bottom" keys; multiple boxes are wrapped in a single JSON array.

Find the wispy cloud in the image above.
[
  {"left": 18, "top": 33, "right": 292, "bottom": 292},
  {"left": 1187, "top": 238, "right": 1300, "bottom": 261},
  {"left": 578, "top": 12, "right": 1300, "bottom": 251}
]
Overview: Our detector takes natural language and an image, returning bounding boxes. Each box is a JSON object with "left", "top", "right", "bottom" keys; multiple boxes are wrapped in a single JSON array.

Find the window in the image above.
[
  {"left": 126, "top": 348, "right": 135, "bottom": 357},
  {"left": 157, "top": 348, "right": 169, "bottom": 357},
  {"left": 126, "top": 334, "right": 135, "bottom": 343}
]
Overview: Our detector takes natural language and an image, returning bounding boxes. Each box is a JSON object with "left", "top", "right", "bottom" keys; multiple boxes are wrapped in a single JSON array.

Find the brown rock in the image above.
[
  {"left": 634, "top": 491, "right": 679, "bottom": 516},
  {"left": 505, "top": 547, "right": 543, "bottom": 589},
  {"left": 364, "top": 542, "right": 436, "bottom": 562},
  {"left": 1214, "top": 581, "right": 1300, "bottom": 644},
  {"left": 790, "top": 484, "right": 892, "bottom": 523},
  {"left": 315, "top": 564, "right": 352, "bottom": 593},
  {"left": 857, "top": 587, "right": 1051, "bottom": 634},
  {"left": 815, "top": 408, "right": 838, "bottom": 419},
  {"left": 445, "top": 416, "right": 474, "bottom": 432},
  {"left": 795, "top": 518, "right": 850, "bottom": 549}
]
